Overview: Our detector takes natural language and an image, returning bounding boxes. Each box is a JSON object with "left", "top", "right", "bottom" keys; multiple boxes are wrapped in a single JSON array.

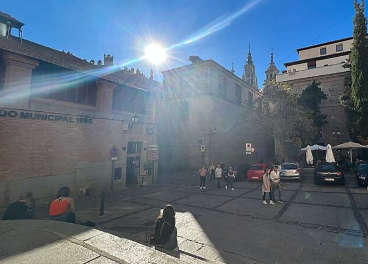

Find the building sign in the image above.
[
  {"left": 0, "top": 109, "right": 92, "bottom": 124},
  {"left": 246, "top": 143, "right": 252, "bottom": 155},
  {"left": 148, "top": 144, "right": 159, "bottom": 160}
]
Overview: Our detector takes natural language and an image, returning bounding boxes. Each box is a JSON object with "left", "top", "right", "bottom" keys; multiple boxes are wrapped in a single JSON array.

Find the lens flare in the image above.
[{"left": 144, "top": 44, "right": 167, "bottom": 65}]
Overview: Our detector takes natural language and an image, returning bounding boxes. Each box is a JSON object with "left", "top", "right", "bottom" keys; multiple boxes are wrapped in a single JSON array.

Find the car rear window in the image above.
[
  {"left": 319, "top": 164, "right": 338, "bottom": 171},
  {"left": 359, "top": 164, "right": 368, "bottom": 171},
  {"left": 250, "top": 166, "right": 263, "bottom": 170},
  {"left": 281, "top": 164, "right": 297, "bottom": 170}
]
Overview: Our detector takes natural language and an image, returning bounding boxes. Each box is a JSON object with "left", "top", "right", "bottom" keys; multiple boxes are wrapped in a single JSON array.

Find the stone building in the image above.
[
  {"left": 0, "top": 12, "right": 160, "bottom": 206},
  {"left": 158, "top": 55, "right": 274, "bottom": 172},
  {"left": 277, "top": 37, "right": 352, "bottom": 146}
]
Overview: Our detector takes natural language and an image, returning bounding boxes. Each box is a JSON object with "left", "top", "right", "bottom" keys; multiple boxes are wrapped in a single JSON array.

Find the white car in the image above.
[{"left": 279, "top": 163, "right": 301, "bottom": 180}]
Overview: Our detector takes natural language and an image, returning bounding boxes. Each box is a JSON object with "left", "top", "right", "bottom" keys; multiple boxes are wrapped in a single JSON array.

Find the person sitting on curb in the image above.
[
  {"left": 150, "top": 204, "right": 178, "bottom": 251},
  {"left": 49, "top": 186, "right": 76, "bottom": 223},
  {"left": 3, "top": 192, "right": 35, "bottom": 220}
]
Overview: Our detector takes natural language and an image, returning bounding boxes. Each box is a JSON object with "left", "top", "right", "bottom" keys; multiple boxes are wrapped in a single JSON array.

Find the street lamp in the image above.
[
  {"left": 332, "top": 128, "right": 343, "bottom": 143},
  {"left": 208, "top": 128, "right": 216, "bottom": 166},
  {"left": 132, "top": 114, "right": 139, "bottom": 124}
]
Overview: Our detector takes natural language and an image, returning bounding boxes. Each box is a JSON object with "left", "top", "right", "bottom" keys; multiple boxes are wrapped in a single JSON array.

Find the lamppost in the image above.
[
  {"left": 332, "top": 128, "right": 343, "bottom": 143},
  {"left": 207, "top": 128, "right": 216, "bottom": 167}
]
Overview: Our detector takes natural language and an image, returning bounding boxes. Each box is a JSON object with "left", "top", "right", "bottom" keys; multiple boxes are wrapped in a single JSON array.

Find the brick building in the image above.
[
  {"left": 277, "top": 37, "right": 352, "bottom": 147},
  {"left": 159, "top": 55, "right": 274, "bottom": 172},
  {"left": 0, "top": 12, "right": 160, "bottom": 207}
]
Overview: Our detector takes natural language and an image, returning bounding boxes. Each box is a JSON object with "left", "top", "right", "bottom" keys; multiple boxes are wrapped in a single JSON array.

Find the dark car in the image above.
[
  {"left": 314, "top": 162, "right": 344, "bottom": 185},
  {"left": 355, "top": 162, "right": 368, "bottom": 187},
  {"left": 233, "top": 163, "right": 250, "bottom": 181}
]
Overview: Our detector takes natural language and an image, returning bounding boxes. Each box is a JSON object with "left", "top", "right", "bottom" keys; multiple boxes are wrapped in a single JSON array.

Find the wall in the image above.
[
  {"left": 0, "top": 51, "right": 158, "bottom": 207},
  {"left": 298, "top": 39, "right": 353, "bottom": 60}
]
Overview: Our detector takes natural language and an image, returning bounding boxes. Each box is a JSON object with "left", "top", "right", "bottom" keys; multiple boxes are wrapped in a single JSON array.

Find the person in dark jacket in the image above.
[
  {"left": 3, "top": 192, "right": 34, "bottom": 220},
  {"left": 150, "top": 204, "right": 178, "bottom": 250}
]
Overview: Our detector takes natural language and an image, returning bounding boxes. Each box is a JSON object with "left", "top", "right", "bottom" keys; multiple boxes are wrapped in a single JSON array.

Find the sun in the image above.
[{"left": 144, "top": 44, "right": 167, "bottom": 65}]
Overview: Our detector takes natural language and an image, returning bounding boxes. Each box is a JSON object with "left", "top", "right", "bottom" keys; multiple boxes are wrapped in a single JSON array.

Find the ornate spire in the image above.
[
  {"left": 231, "top": 63, "right": 235, "bottom": 74},
  {"left": 270, "top": 48, "right": 274, "bottom": 64},
  {"left": 247, "top": 43, "right": 253, "bottom": 65}
]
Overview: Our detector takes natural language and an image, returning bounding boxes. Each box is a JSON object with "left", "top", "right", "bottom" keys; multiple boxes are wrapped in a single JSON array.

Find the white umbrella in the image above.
[
  {"left": 325, "top": 144, "right": 335, "bottom": 163},
  {"left": 332, "top": 141, "right": 368, "bottom": 162},
  {"left": 301, "top": 144, "right": 327, "bottom": 151},
  {"left": 306, "top": 145, "right": 314, "bottom": 165}
]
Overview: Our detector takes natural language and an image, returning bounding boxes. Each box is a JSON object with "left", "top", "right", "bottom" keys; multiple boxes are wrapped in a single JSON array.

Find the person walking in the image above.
[
  {"left": 262, "top": 168, "right": 274, "bottom": 205},
  {"left": 226, "top": 167, "right": 235, "bottom": 190},
  {"left": 198, "top": 165, "right": 207, "bottom": 189},
  {"left": 215, "top": 164, "right": 222, "bottom": 188},
  {"left": 270, "top": 166, "right": 283, "bottom": 203},
  {"left": 209, "top": 163, "right": 215, "bottom": 181}
]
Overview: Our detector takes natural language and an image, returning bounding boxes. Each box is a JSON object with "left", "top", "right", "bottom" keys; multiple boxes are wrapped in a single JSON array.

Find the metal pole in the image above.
[
  {"left": 99, "top": 192, "right": 105, "bottom": 216},
  {"left": 110, "top": 160, "right": 115, "bottom": 190}
]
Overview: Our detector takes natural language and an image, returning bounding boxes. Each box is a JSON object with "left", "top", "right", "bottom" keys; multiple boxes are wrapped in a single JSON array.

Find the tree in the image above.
[
  {"left": 349, "top": 0, "right": 368, "bottom": 139},
  {"left": 297, "top": 80, "right": 328, "bottom": 143},
  {"left": 249, "top": 81, "right": 315, "bottom": 160}
]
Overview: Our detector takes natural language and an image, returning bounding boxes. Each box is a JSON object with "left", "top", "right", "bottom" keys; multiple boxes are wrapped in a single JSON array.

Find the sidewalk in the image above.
[{"left": 0, "top": 219, "right": 208, "bottom": 264}]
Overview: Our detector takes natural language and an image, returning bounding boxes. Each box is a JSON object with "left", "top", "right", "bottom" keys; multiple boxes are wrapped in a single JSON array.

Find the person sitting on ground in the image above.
[
  {"left": 3, "top": 192, "right": 35, "bottom": 220},
  {"left": 150, "top": 204, "right": 178, "bottom": 250},
  {"left": 49, "top": 187, "right": 76, "bottom": 223}
]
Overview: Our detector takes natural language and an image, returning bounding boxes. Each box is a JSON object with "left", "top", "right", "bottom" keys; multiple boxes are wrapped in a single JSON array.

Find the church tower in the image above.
[
  {"left": 242, "top": 44, "right": 258, "bottom": 89},
  {"left": 264, "top": 50, "right": 279, "bottom": 84}
]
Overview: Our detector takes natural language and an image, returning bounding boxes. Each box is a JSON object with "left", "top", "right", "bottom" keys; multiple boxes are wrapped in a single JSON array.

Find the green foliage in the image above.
[
  {"left": 252, "top": 81, "right": 315, "bottom": 159},
  {"left": 349, "top": 0, "right": 368, "bottom": 139},
  {"left": 297, "top": 81, "right": 328, "bottom": 142}
]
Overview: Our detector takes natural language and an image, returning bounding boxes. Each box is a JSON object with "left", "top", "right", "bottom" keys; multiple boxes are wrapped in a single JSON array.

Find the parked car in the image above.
[
  {"left": 246, "top": 163, "right": 269, "bottom": 181},
  {"left": 355, "top": 162, "right": 368, "bottom": 187},
  {"left": 279, "top": 163, "right": 301, "bottom": 180},
  {"left": 314, "top": 162, "right": 344, "bottom": 185},
  {"left": 233, "top": 163, "right": 250, "bottom": 181}
]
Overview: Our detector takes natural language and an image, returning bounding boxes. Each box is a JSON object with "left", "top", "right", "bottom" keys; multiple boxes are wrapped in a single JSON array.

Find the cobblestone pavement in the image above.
[{"left": 22, "top": 169, "right": 368, "bottom": 263}]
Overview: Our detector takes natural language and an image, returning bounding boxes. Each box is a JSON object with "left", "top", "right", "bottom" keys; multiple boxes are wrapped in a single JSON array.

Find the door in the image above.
[{"left": 126, "top": 157, "right": 136, "bottom": 185}]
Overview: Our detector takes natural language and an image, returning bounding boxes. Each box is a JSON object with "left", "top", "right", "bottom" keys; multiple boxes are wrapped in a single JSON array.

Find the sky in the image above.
[{"left": 1, "top": 0, "right": 360, "bottom": 88}]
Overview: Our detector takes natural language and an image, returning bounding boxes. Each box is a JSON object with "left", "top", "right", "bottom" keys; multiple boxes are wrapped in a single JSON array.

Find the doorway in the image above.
[{"left": 126, "top": 157, "right": 136, "bottom": 186}]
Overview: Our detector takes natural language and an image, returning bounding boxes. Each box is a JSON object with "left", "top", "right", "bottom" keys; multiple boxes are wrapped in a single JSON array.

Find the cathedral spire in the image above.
[
  {"left": 247, "top": 43, "right": 253, "bottom": 65},
  {"left": 242, "top": 43, "right": 258, "bottom": 88},
  {"left": 264, "top": 48, "right": 279, "bottom": 84},
  {"left": 270, "top": 48, "right": 274, "bottom": 64}
]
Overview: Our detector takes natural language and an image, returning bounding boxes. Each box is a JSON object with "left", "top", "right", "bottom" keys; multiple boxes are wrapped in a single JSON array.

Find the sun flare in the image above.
[{"left": 144, "top": 44, "right": 167, "bottom": 65}]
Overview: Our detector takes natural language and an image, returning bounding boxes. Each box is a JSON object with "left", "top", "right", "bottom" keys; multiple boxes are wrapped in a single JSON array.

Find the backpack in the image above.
[{"left": 160, "top": 220, "right": 178, "bottom": 250}]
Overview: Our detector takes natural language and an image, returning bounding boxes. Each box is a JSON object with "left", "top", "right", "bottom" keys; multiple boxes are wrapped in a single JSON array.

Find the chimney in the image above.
[
  {"left": 189, "top": 55, "right": 203, "bottom": 64},
  {"left": 104, "top": 54, "right": 114, "bottom": 66}
]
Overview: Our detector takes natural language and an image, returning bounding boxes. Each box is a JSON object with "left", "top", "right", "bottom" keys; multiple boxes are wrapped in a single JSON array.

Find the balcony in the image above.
[{"left": 277, "top": 63, "right": 349, "bottom": 83}]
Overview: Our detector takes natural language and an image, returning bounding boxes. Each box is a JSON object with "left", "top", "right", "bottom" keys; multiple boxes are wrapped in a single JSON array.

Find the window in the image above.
[
  {"left": 180, "top": 101, "right": 189, "bottom": 120},
  {"left": 248, "top": 91, "right": 253, "bottom": 107},
  {"left": 127, "top": 142, "right": 142, "bottom": 154},
  {"left": 112, "top": 85, "right": 150, "bottom": 114},
  {"left": 336, "top": 44, "right": 343, "bottom": 52},
  {"left": 320, "top": 47, "right": 327, "bottom": 55},
  {"left": 307, "top": 60, "right": 316, "bottom": 69},
  {"left": 218, "top": 75, "right": 227, "bottom": 97},
  {"left": 0, "top": 58, "right": 5, "bottom": 91},
  {"left": 31, "top": 62, "right": 97, "bottom": 106},
  {"left": 235, "top": 84, "right": 242, "bottom": 104}
]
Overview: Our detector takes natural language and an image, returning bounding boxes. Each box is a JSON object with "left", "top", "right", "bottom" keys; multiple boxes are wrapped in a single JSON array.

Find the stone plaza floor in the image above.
[{"left": 1, "top": 169, "right": 368, "bottom": 263}]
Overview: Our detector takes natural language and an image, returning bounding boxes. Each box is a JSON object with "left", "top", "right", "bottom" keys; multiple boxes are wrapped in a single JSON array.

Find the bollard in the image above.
[{"left": 99, "top": 192, "right": 105, "bottom": 216}]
